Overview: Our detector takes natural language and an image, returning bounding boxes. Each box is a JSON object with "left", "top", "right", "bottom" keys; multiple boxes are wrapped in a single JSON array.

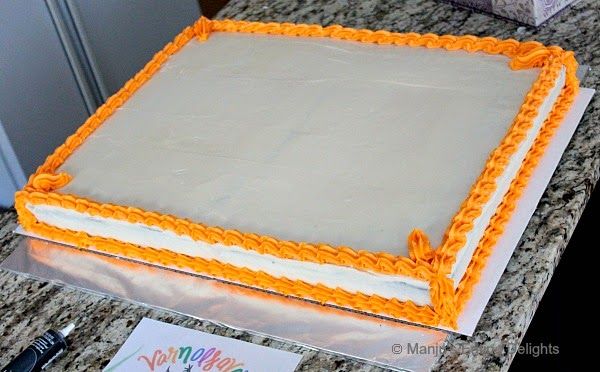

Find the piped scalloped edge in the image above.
[
  {"left": 14, "top": 17, "right": 580, "bottom": 328},
  {"left": 455, "top": 59, "right": 579, "bottom": 315}
]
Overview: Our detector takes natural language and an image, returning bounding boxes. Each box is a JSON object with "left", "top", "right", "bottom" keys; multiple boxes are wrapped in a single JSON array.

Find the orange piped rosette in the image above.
[
  {"left": 14, "top": 17, "right": 579, "bottom": 328},
  {"left": 29, "top": 172, "right": 72, "bottom": 192}
]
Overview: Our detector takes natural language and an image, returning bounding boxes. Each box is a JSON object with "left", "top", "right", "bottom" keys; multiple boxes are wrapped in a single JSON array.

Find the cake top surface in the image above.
[{"left": 57, "top": 32, "right": 539, "bottom": 255}]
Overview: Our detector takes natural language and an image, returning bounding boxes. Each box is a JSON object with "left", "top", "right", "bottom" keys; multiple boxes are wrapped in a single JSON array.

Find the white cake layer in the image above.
[
  {"left": 28, "top": 33, "right": 567, "bottom": 303},
  {"left": 450, "top": 67, "right": 565, "bottom": 284},
  {"left": 27, "top": 204, "right": 433, "bottom": 305}
]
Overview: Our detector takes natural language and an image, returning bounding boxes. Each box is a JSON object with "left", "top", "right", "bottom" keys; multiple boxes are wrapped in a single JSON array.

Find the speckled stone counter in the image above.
[{"left": 1, "top": 0, "right": 598, "bottom": 371}]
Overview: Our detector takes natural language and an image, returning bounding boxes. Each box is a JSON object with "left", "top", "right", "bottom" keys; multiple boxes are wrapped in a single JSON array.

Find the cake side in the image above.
[
  {"left": 25, "top": 202, "right": 434, "bottom": 305},
  {"left": 14, "top": 18, "right": 580, "bottom": 328},
  {"left": 454, "top": 53, "right": 579, "bottom": 314},
  {"left": 449, "top": 67, "right": 566, "bottom": 285},
  {"left": 432, "top": 49, "right": 577, "bottom": 278}
]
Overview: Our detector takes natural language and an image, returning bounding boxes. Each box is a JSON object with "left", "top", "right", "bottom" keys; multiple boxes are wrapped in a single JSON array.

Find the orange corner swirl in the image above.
[
  {"left": 30, "top": 172, "right": 72, "bottom": 192},
  {"left": 14, "top": 17, "right": 580, "bottom": 328}
]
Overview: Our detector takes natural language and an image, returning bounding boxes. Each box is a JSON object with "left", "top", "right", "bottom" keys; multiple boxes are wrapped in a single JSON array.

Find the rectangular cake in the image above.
[{"left": 15, "top": 18, "right": 579, "bottom": 328}]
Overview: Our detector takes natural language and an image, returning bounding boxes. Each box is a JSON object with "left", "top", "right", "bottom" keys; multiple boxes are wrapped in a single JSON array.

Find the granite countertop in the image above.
[{"left": 1, "top": 0, "right": 598, "bottom": 371}]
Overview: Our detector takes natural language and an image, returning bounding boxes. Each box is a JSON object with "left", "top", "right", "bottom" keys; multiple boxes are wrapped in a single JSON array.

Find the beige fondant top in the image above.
[{"left": 58, "top": 32, "right": 540, "bottom": 255}]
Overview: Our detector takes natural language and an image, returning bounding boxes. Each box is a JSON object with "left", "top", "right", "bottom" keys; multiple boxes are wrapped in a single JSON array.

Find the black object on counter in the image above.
[{"left": 2, "top": 323, "right": 75, "bottom": 372}]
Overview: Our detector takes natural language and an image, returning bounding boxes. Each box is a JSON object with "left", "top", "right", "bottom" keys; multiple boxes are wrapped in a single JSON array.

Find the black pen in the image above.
[{"left": 1, "top": 323, "right": 75, "bottom": 372}]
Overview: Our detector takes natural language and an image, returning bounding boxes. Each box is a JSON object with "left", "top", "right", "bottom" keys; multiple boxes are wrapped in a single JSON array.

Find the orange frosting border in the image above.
[{"left": 14, "top": 17, "right": 579, "bottom": 328}]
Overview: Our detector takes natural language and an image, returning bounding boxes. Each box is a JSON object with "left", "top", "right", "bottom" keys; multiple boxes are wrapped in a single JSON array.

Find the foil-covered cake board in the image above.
[{"left": 2, "top": 236, "right": 446, "bottom": 372}]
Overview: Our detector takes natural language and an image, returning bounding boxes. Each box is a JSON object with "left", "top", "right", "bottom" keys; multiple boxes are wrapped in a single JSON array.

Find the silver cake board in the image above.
[
  {"left": 2, "top": 87, "right": 594, "bottom": 371},
  {"left": 2, "top": 235, "right": 445, "bottom": 372}
]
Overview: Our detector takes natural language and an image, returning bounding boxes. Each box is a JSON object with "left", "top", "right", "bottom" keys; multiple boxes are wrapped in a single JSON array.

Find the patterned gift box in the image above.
[{"left": 449, "top": 0, "right": 575, "bottom": 26}]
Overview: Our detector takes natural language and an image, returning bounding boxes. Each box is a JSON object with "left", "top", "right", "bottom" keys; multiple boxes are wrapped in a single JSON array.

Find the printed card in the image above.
[{"left": 103, "top": 318, "right": 302, "bottom": 372}]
